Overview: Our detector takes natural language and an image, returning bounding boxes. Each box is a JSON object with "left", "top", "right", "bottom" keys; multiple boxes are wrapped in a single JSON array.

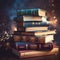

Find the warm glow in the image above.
[
  {"left": 14, "top": 27, "right": 17, "bottom": 31},
  {"left": 11, "top": 24, "right": 17, "bottom": 31}
]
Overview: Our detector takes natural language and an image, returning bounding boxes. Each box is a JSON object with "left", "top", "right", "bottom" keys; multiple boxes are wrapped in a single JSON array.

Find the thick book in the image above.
[
  {"left": 35, "top": 30, "right": 56, "bottom": 36},
  {"left": 14, "top": 30, "right": 56, "bottom": 36},
  {"left": 15, "top": 42, "right": 53, "bottom": 51},
  {"left": 15, "top": 21, "right": 49, "bottom": 27},
  {"left": 17, "top": 9, "right": 46, "bottom": 16},
  {"left": 14, "top": 16, "right": 42, "bottom": 22},
  {"left": 16, "top": 26, "right": 48, "bottom": 32},
  {"left": 12, "top": 43, "right": 59, "bottom": 58},
  {"left": 23, "top": 21, "right": 49, "bottom": 27},
  {"left": 13, "top": 34, "right": 54, "bottom": 43},
  {"left": 25, "top": 26, "right": 48, "bottom": 32}
]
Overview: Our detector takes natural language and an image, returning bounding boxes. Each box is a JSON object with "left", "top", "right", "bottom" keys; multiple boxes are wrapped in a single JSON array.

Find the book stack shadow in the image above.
[{"left": 12, "top": 8, "right": 59, "bottom": 58}]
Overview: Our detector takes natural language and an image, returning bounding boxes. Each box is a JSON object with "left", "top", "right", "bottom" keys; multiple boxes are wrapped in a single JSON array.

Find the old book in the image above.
[
  {"left": 25, "top": 26, "right": 48, "bottom": 32},
  {"left": 15, "top": 21, "right": 49, "bottom": 27},
  {"left": 23, "top": 21, "right": 49, "bottom": 27},
  {"left": 17, "top": 9, "right": 46, "bottom": 16},
  {"left": 35, "top": 30, "right": 56, "bottom": 36},
  {"left": 14, "top": 16, "right": 42, "bottom": 22},
  {"left": 15, "top": 42, "right": 53, "bottom": 51},
  {"left": 12, "top": 43, "right": 59, "bottom": 58},
  {"left": 13, "top": 30, "right": 56, "bottom": 36},
  {"left": 16, "top": 27, "right": 48, "bottom": 32}
]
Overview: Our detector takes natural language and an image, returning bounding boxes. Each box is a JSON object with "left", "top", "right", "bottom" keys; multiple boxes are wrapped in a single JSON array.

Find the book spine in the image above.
[
  {"left": 17, "top": 9, "right": 38, "bottom": 16},
  {"left": 17, "top": 9, "right": 46, "bottom": 16}
]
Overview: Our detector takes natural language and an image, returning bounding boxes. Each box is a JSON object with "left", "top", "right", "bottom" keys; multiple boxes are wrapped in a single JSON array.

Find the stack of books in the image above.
[{"left": 12, "top": 8, "right": 58, "bottom": 58}]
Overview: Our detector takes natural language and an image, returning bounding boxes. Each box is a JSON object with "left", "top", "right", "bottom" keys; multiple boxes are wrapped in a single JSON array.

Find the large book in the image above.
[
  {"left": 14, "top": 30, "right": 56, "bottom": 36},
  {"left": 15, "top": 42, "right": 53, "bottom": 51},
  {"left": 25, "top": 26, "right": 48, "bottom": 32},
  {"left": 12, "top": 43, "right": 59, "bottom": 58},
  {"left": 14, "top": 16, "right": 42, "bottom": 22},
  {"left": 23, "top": 21, "right": 49, "bottom": 27},
  {"left": 15, "top": 21, "right": 49, "bottom": 27},
  {"left": 35, "top": 30, "right": 56, "bottom": 36},
  {"left": 17, "top": 9, "right": 46, "bottom": 16},
  {"left": 16, "top": 26, "right": 48, "bottom": 32},
  {"left": 13, "top": 33, "right": 54, "bottom": 43}
]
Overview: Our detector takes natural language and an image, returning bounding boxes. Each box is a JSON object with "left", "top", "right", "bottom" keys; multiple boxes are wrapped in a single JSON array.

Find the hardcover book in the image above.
[
  {"left": 12, "top": 43, "right": 59, "bottom": 58},
  {"left": 14, "top": 16, "right": 42, "bottom": 22},
  {"left": 17, "top": 9, "right": 46, "bottom": 16}
]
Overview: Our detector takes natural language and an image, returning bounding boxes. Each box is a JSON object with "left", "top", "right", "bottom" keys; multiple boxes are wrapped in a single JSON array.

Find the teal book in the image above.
[{"left": 17, "top": 9, "right": 46, "bottom": 16}]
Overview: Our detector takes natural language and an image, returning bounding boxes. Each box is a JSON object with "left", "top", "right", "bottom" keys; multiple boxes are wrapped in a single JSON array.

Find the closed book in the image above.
[
  {"left": 16, "top": 42, "right": 38, "bottom": 50},
  {"left": 17, "top": 9, "right": 46, "bottom": 16},
  {"left": 14, "top": 16, "right": 42, "bottom": 22},
  {"left": 23, "top": 21, "right": 49, "bottom": 27},
  {"left": 15, "top": 42, "right": 53, "bottom": 51},
  {"left": 12, "top": 43, "right": 59, "bottom": 58},
  {"left": 35, "top": 30, "right": 56, "bottom": 36},
  {"left": 25, "top": 26, "right": 48, "bottom": 32},
  {"left": 16, "top": 21, "right": 49, "bottom": 27},
  {"left": 14, "top": 30, "right": 56, "bottom": 36}
]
